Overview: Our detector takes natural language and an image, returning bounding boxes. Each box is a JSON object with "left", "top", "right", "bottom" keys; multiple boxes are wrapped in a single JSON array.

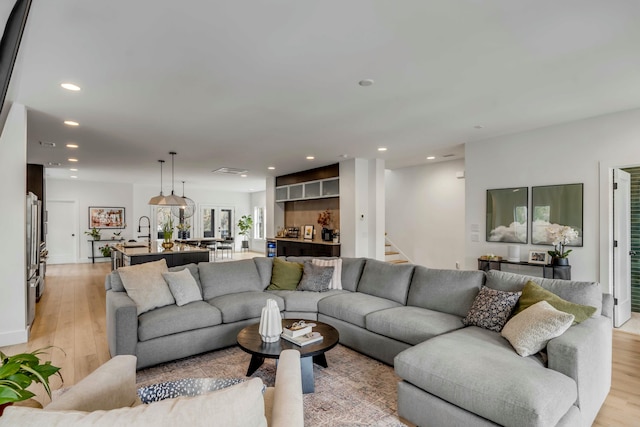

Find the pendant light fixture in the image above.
[
  {"left": 148, "top": 153, "right": 187, "bottom": 206},
  {"left": 148, "top": 160, "right": 167, "bottom": 205},
  {"left": 171, "top": 181, "right": 196, "bottom": 219}
]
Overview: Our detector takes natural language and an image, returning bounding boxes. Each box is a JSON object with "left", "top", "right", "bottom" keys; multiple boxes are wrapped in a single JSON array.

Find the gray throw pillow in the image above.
[
  {"left": 118, "top": 259, "right": 175, "bottom": 315},
  {"left": 297, "top": 262, "right": 335, "bottom": 292},
  {"left": 162, "top": 268, "right": 203, "bottom": 306},
  {"left": 462, "top": 286, "right": 521, "bottom": 332}
]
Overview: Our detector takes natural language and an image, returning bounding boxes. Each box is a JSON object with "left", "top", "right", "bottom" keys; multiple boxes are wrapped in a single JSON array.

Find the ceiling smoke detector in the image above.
[
  {"left": 39, "top": 141, "right": 56, "bottom": 148},
  {"left": 212, "top": 167, "right": 249, "bottom": 175}
]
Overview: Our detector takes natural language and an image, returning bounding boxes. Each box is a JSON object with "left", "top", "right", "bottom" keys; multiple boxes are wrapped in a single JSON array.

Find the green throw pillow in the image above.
[
  {"left": 514, "top": 281, "right": 597, "bottom": 323},
  {"left": 267, "top": 258, "right": 303, "bottom": 290}
]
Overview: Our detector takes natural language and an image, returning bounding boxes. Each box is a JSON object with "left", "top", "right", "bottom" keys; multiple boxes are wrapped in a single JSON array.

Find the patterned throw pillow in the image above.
[
  {"left": 311, "top": 258, "right": 343, "bottom": 290},
  {"left": 297, "top": 262, "right": 335, "bottom": 292},
  {"left": 502, "top": 300, "right": 575, "bottom": 357},
  {"left": 137, "top": 378, "right": 247, "bottom": 404},
  {"left": 462, "top": 286, "right": 522, "bottom": 332}
]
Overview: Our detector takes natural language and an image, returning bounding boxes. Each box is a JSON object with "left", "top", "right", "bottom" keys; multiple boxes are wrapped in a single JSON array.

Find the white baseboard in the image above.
[{"left": 0, "top": 326, "right": 29, "bottom": 347}]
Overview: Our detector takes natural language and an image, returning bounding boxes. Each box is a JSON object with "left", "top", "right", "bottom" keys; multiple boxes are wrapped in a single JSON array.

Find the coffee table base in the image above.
[{"left": 247, "top": 353, "right": 329, "bottom": 394}]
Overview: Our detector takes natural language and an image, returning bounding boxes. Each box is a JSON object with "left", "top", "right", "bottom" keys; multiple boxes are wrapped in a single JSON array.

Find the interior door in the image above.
[
  {"left": 47, "top": 200, "right": 78, "bottom": 264},
  {"left": 613, "top": 169, "right": 632, "bottom": 327}
]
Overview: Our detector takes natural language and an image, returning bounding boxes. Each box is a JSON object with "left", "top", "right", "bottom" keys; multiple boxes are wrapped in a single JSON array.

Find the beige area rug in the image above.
[{"left": 136, "top": 344, "right": 407, "bottom": 427}]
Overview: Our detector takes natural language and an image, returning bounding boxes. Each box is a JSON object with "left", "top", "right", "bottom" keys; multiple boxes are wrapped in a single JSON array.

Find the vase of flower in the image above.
[{"left": 546, "top": 225, "right": 578, "bottom": 267}]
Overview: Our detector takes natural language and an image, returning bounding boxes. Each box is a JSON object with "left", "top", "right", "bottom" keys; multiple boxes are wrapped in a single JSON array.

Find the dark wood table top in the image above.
[{"left": 237, "top": 319, "right": 339, "bottom": 359}]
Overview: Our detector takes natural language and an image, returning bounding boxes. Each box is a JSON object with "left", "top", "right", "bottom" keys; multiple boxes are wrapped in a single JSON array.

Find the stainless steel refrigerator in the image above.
[{"left": 26, "top": 192, "right": 41, "bottom": 327}]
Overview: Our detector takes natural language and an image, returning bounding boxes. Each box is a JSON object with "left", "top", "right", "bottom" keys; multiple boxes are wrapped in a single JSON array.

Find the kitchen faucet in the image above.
[{"left": 137, "top": 216, "right": 151, "bottom": 243}]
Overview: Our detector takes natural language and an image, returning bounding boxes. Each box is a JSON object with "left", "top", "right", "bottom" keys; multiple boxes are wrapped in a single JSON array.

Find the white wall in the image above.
[
  {"left": 465, "top": 107, "right": 640, "bottom": 290},
  {"left": 0, "top": 103, "right": 28, "bottom": 345},
  {"left": 385, "top": 159, "right": 466, "bottom": 269}
]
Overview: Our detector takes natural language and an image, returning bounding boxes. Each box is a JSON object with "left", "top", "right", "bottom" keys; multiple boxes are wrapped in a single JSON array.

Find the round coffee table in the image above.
[{"left": 237, "top": 319, "right": 339, "bottom": 393}]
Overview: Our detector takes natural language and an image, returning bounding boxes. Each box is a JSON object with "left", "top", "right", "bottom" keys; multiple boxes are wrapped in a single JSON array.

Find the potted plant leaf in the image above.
[
  {"left": 99, "top": 244, "right": 112, "bottom": 258},
  {"left": 0, "top": 347, "right": 62, "bottom": 414},
  {"left": 84, "top": 227, "right": 101, "bottom": 240},
  {"left": 237, "top": 215, "right": 253, "bottom": 250},
  {"left": 162, "top": 218, "right": 174, "bottom": 250}
]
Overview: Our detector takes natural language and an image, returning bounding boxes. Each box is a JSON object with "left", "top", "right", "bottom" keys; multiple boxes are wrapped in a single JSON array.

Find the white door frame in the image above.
[{"left": 613, "top": 169, "right": 632, "bottom": 327}]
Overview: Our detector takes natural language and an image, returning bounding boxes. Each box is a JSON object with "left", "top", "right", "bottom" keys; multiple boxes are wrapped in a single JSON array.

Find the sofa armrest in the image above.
[
  {"left": 45, "top": 355, "right": 138, "bottom": 411},
  {"left": 547, "top": 315, "right": 612, "bottom": 426},
  {"left": 106, "top": 290, "right": 138, "bottom": 357},
  {"left": 268, "top": 349, "right": 304, "bottom": 427}
]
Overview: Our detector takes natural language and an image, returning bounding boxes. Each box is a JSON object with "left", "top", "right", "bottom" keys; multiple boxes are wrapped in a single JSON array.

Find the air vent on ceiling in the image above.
[
  {"left": 47, "top": 162, "right": 61, "bottom": 166},
  {"left": 39, "top": 141, "right": 56, "bottom": 148},
  {"left": 212, "top": 167, "right": 249, "bottom": 175},
  {"left": 442, "top": 154, "right": 455, "bottom": 158}
]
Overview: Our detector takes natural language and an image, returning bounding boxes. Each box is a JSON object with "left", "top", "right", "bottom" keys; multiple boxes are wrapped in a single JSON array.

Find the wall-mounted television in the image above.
[{"left": 0, "top": 0, "right": 31, "bottom": 133}]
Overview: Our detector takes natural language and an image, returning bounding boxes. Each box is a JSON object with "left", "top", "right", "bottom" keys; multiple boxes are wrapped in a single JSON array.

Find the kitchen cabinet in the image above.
[{"left": 275, "top": 178, "right": 340, "bottom": 202}]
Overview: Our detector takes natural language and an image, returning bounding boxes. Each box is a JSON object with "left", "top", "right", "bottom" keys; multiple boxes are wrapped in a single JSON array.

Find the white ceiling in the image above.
[{"left": 13, "top": 0, "right": 640, "bottom": 192}]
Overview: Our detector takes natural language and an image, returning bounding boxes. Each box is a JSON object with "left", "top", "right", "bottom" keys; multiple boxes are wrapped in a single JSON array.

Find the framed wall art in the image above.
[
  {"left": 531, "top": 183, "right": 583, "bottom": 246},
  {"left": 89, "top": 207, "right": 125, "bottom": 229},
  {"left": 486, "top": 187, "right": 528, "bottom": 243}
]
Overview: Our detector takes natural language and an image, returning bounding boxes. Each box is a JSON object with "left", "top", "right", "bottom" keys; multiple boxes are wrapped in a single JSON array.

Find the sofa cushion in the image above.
[
  {"left": 267, "top": 258, "right": 303, "bottom": 291},
  {"left": 407, "top": 266, "right": 484, "bottom": 317},
  {"left": 340, "top": 258, "right": 367, "bottom": 292},
  {"left": 118, "top": 259, "right": 175, "bottom": 315},
  {"left": 515, "top": 280, "right": 597, "bottom": 323},
  {"left": 162, "top": 268, "right": 203, "bottom": 306},
  {"left": 486, "top": 270, "right": 602, "bottom": 316},
  {"left": 366, "top": 306, "right": 464, "bottom": 345},
  {"left": 356, "top": 259, "right": 414, "bottom": 304},
  {"left": 267, "top": 289, "right": 348, "bottom": 312},
  {"left": 502, "top": 300, "right": 575, "bottom": 357},
  {"left": 462, "top": 286, "right": 521, "bottom": 332},
  {"left": 198, "top": 259, "right": 263, "bottom": 300},
  {"left": 394, "top": 327, "right": 578, "bottom": 427},
  {"left": 1, "top": 378, "right": 268, "bottom": 427},
  {"left": 138, "top": 301, "right": 222, "bottom": 341},
  {"left": 318, "top": 292, "right": 401, "bottom": 328},
  {"left": 311, "top": 258, "right": 342, "bottom": 290},
  {"left": 253, "top": 257, "right": 274, "bottom": 289},
  {"left": 297, "top": 262, "right": 334, "bottom": 292},
  {"left": 209, "top": 292, "right": 285, "bottom": 323}
]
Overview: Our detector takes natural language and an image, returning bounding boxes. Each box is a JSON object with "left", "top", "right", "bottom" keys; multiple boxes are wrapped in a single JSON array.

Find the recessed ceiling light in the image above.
[
  {"left": 240, "top": 174, "right": 247, "bottom": 178},
  {"left": 66, "top": 143, "right": 78, "bottom": 148},
  {"left": 268, "top": 166, "right": 275, "bottom": 170},
  {"left": 61, "top": 83, "right": 81, "bottom": 91},
  {"left": 306, "top": 156, "right": 315, "bottom": 160},
  {"left": 359, "top": 79, "right": 374, "bottom": 87},
  {"left": 68, "top": 158, "right": 78, "bottom": 162},
  {"left": 427, "top": 156, "right": 436, "bottom": 160},
  {"left": 70, "top": 168, "right": 78, "bottom": 171},
  {"left": 378, "top": 147, "right": 387, "bottom": 152},
  {"left": 64, "top": 120, "right": 79, "bottom": 126},
  {"left": 70, "top": 175, "right": 78, "bottom": 179}
]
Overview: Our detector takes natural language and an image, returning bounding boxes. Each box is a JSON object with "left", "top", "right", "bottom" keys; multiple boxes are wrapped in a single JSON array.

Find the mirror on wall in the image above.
[
  {"left": 531, "top": 183, "right": 583, "bottom": 246},
  {"left": 486, "top": 187, "right": 528, "bottom": 243}
]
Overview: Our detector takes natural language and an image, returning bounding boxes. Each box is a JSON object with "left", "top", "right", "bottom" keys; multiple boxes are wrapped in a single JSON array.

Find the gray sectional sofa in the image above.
[{"left": 105, "top": 257, "right": 612, "bottom": 427}]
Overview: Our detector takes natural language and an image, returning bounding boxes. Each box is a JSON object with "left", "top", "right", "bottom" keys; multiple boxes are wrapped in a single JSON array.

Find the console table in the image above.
[
  {"left": 88, "top": 239, "right": 124, "bottom": 264},
  {"left": 478, "top": 258, "right": 571, "bottom": 280}
]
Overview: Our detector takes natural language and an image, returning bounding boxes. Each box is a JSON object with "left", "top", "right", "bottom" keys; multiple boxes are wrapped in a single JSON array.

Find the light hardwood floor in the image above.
[{"left": 2, "top": 262, "right": 639, "bottom": 425}]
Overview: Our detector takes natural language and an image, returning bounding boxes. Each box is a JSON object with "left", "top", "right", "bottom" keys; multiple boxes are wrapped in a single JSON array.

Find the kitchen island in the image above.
[{"left": 112, "top": 241, "right": 209, "bottom": 269}]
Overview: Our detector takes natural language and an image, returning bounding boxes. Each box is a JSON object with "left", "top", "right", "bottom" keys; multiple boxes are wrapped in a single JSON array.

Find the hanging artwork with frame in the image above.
[
  {"left": 89, "top": 207, "right": 125, "bottom": 229},
  {"left": 531, "top": 183, "right": 583, "bottom": 246},
  {"left": 486, "top": 187, "right": 528, "bottom": 243}
]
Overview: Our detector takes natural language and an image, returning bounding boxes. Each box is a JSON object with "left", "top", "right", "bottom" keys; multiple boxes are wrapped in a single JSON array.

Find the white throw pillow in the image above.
[
  {"left": 162, "top": 268, "right": 203, "bottom": 306},
  {"left": 0, "top": 378, "right": 267, "bottom": 427},
  {"left": 501, "top": 300, "right": 575, "bottom": 357},
  {"left": 311, "top": 258, "right": 342, "bottom": 290},
  {"left": 118, "top": 259, "right": 175, "bottom": 315}
]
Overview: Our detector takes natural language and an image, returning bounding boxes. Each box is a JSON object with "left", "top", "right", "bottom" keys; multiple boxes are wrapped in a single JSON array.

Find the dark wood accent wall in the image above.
[
  {"left": 27, "top": 163, "right": 44, "bottom": 200},
  {"left": 276, "top": 163, "right": 339, "bottom": 186}
]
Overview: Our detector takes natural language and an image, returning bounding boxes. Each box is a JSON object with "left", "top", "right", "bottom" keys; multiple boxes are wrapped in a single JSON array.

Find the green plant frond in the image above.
[
  {"left": 0, "top": 386, "right": 23, "bottom": 405},
  {"left": 6, "top": 373, "right": 31, "bottom": 389},
  {"left": 0, "top": 363, "right": 21, "bottom": 378},
  {"left": 0, "top": 379, "right": 25, "bottom": 390}
]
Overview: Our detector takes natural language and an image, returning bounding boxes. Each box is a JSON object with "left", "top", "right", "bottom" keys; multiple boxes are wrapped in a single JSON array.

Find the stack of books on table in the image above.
[{"left": 281, "top": 323, "right": 323, "bottom": 346}]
